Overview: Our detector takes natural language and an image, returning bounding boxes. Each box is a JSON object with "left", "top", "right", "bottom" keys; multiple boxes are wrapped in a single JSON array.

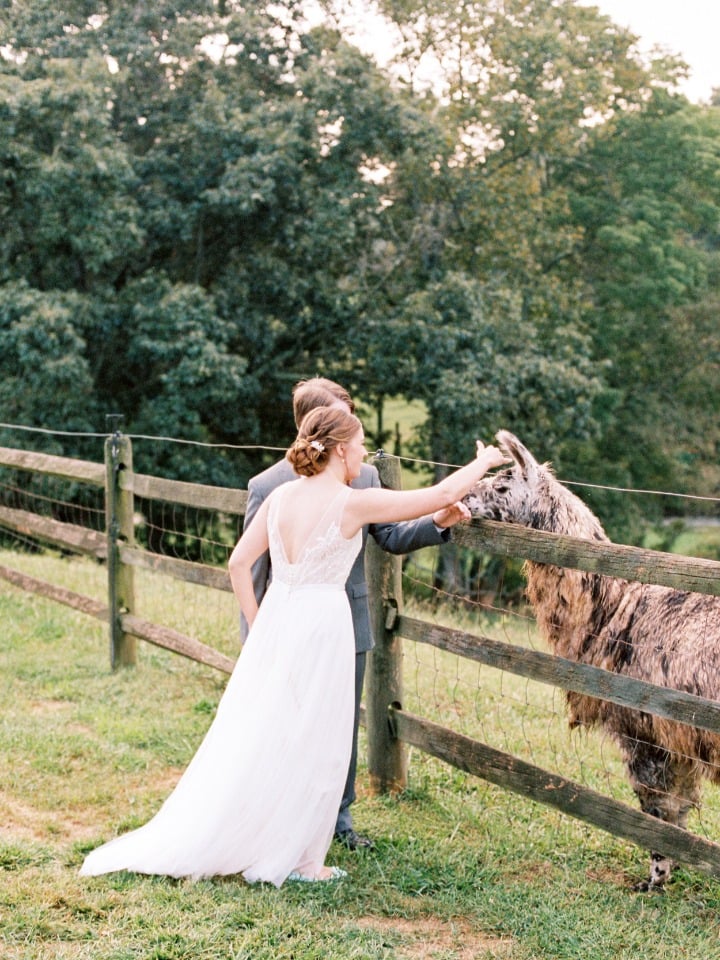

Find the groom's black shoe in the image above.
[{"left": 334, "top": 829, "right": 374, "bottom": 851}]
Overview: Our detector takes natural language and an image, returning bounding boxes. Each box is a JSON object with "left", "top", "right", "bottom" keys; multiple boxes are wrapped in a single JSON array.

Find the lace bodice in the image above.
[{"left": 268, "top": 484, "right": 362, "bottom": 589}]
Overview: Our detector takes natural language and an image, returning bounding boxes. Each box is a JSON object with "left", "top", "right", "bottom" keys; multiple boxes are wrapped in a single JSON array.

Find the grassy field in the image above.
[
  {"left": 2, "top": 549, "right": 720, "bottom": 960},
  {"left": 356, "top": 397, "right": 434, "bottom": 490}
]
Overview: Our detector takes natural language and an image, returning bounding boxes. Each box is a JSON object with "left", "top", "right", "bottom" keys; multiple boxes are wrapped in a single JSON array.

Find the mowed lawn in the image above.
[{"left": 2, "top": 549, "right": 720, "bottom": 960}]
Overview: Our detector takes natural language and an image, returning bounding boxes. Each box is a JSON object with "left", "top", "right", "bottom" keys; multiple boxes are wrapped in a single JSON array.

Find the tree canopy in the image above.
[{"left": 1, "top": 0, "right": 718, "bottom": 537}]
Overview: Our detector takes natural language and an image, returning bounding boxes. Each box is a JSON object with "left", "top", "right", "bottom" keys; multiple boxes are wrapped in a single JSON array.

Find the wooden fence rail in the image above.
[{"left": 2, "top": 438, "right": 720, "bottom": 878}]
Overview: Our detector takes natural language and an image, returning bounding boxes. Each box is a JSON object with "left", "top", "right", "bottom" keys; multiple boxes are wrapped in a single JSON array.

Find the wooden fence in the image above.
[{"left": 2, "top": 435, "right": 720, "bottom": 879}]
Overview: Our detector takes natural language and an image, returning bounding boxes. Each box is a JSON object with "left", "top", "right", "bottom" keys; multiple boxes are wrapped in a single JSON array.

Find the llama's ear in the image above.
[{"left": 495, "top": 430, "right": 539, "bottom": 481}]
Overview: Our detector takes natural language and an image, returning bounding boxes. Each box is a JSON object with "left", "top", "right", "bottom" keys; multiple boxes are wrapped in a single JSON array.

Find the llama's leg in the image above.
[{"left": 624, "top": 743, "right": 699, "bottom": 892}]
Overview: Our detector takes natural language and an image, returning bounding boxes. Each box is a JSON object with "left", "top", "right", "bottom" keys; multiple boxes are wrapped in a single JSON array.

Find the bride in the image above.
[{"left": 80, "top": 406, "right": 506, "bottom": 886}]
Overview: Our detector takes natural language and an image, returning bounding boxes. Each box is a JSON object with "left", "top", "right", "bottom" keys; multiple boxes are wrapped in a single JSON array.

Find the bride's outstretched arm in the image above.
[
  {"left": 344, "top": 442, "right": 508, "bottom": 537},
  {"left": 229, "top": 498, "right": 271, "bottom": 629}
]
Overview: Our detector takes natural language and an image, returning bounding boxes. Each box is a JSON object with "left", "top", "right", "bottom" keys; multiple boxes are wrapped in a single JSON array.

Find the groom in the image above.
[{"left": 242, "top": 378, "right": 468, "bottom": 850}]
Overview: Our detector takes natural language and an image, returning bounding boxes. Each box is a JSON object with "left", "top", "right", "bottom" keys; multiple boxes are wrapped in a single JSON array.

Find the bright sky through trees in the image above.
[
  {"left": 310, "top": 0, "right": 720, "bottom": 103},
  {"left": 586, "top": 0, "right": 720, "bottom": 103}
]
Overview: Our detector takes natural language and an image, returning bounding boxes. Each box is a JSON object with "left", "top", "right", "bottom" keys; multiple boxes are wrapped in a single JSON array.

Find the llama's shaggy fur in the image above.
[{"left": 464, "top": 430, "right": 720, "bottom": 891}]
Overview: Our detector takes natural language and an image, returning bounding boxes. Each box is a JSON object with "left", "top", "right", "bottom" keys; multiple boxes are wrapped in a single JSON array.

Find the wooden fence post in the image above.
[
  {"left": 105, "top": 422, "right": 136, "bottom": 668},
  {"left": 365, "top": 453, "right": 407, "bottom": 794}
]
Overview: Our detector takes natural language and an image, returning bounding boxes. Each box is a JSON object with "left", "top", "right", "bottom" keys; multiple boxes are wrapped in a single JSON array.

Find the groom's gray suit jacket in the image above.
[{"left": 242, "top": 458, "right": 449, "bottom": 650}]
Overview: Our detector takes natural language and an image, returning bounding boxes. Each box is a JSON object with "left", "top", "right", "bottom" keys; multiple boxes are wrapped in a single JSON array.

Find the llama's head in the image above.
[
  {"left": 464, "top": 430, "right": 549, "bottom": 527},
  {"left": 464, "top": 430, "right": 606, "bottom": 540}
]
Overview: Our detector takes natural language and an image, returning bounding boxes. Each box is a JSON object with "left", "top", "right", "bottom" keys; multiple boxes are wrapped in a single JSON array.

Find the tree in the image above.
[
  {"left": 562, "top": 95, "right": 720, "bottom": 525},
  {"left": 0, "top": 1, "right": 430, "bottom": 479},
  {"left": 1, "top": 0, "right": 718, "bottom": 545},
  {"left": 332, "top": 2, "right": 668, "bottom": 461},
  {"left": 330, "top": 1, "right": 720, "bottom": 542},
  {"left": 366, "top": 272, "right": 601, "bottom": 466},
  {"left": 0, "top": 281, "right": 98, "bottom": 450}
]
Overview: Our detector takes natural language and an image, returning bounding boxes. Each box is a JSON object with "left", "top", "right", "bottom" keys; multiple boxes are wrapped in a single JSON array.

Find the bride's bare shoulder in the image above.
[{"left": 277, "top": 477, "right": 347, "bottom": 508}]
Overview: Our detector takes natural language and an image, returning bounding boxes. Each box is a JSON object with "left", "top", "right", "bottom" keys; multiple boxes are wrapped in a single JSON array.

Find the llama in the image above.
[{"left": 464, "top": 430, "right": 720, "bottom": 891}]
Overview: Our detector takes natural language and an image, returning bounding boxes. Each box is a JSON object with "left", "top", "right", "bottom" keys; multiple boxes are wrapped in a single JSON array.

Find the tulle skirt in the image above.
[{"left": 80, "top": 581, "right": 355, "bottom": 887}]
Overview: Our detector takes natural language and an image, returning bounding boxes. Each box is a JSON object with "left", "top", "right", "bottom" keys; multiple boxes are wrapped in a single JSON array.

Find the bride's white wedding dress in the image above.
[{"left": 80, "top": 484, "right": 360, "bottom": 887}]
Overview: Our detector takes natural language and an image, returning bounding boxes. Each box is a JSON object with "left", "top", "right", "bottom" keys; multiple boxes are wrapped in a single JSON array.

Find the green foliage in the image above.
[
  {"left": 356, "top": 1, "right": 719, "bottom": 533},
  {"left": 562, "top": 97, "right": 720, "bottom": 513},
  {"left": 1, "top": 1, "right": 420, "bottom": 478},
  {"left": 0, "top": 281, "right": 98, "bottom": 440},
  {"left": 0, "top": 0, "right": 719, "bottom": 534},
  {"left": 0, "top": 52, "right": 144, "bottom": 291},
  {"left": 366, "top": 274, "right": 602, "bottom": 470}
]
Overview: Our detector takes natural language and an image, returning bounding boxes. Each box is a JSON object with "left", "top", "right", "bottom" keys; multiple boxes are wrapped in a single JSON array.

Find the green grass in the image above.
[
  {"left": 357, "top": 396, "right": 433, "bottom": 490},
  {"left": 2, "top": 549, "right": 720, "bottom": 959},
  {"left": 644, "top": 522, "right": 720, "bottom": 560}
]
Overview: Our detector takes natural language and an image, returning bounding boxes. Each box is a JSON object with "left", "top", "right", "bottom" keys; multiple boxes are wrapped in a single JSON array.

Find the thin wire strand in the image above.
[
  {"left": 385, "top": 451, "right": 720, "bottom": 505},
  {"left": 0, "top": 422, "right": 286, "bottom": 452},
  {"left": 128, "top": 434, "right": 286, "bottom": 452},
  {"left": 0, "top": 422, "right": 109, "bottom": 439},
  {"left": 2, "top": 421, "right": 718, "bottom": 504}
]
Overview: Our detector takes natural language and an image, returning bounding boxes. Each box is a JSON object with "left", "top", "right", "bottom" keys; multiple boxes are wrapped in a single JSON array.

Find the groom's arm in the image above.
[
  {"left": 240, "top": 476, "right": 271, "bottom": 642},
  {"left": 365, "top": 465, "right": 451, "bottom": 555},
  {"left": 369, "top": 515, "right": 449, "bottom": 554}
]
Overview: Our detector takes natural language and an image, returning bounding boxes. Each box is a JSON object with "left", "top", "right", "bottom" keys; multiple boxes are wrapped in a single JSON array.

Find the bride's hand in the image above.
[{"left": 476, "top": 440, "right": 510, "bottom": 470}]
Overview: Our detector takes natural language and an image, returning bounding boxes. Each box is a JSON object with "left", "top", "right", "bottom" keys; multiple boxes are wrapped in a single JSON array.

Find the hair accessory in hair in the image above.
[{"left": 309, "top": 439, "right": 325, "bottom": 453}]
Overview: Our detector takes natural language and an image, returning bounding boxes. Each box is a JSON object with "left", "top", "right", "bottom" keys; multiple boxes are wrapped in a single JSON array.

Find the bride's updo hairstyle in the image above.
[{"left": 287, "top": 406, "right": 362, "bottom": 478}]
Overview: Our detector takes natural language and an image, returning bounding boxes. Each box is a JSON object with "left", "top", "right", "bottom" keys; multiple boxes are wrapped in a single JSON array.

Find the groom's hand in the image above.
[{"left": 432, "top": 501, "right": 471, "bottom": 529}]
